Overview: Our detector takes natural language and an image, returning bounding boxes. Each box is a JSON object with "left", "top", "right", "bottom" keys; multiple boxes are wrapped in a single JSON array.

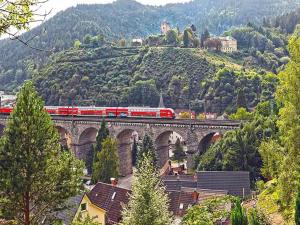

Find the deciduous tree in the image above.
[{"left": 0, "top": 81, "right": 83, "bottom": 225}]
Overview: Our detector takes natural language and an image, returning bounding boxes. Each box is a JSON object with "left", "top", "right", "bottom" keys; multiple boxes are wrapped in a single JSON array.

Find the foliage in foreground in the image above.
[
  {"left": 0, "top": 81, "right": 84, "bottom": 224},
  {"left": 121, "top": 153, "right": 173, "bottom": 225},
  {"left": 182, "top": 196, "right": 235, "bottom": 225},
  {"left": 230, "top": 199, "right": 248, "bottom": 225}
]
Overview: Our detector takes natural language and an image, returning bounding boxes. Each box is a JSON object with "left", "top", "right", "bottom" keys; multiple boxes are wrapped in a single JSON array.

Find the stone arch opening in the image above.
[
  {"left": 0, "top": 124, "right": 5, "bottom": 137},
  {"left": 78, "top": 127, "right": 98, "bottom": 170},
  {"left": 198, "top": 132, "right": 222, "bottom": 156},
  {"left": 56, "top": 126, "right": 72, "bottom": 149},
  {"left": 155, "top": 131, "right": 185, "bottom": 169},
  {"left": 117, "top": 129, "right": 139, "bottom": 177}
]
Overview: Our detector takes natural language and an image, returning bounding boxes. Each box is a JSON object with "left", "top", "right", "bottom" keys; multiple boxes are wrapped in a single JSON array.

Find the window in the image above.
[
  {"left": 81, "top": 203, "right": 87, "bottom": 211},
  {"left": 179, "top": 203, "right": 184, "bottom": 210}
]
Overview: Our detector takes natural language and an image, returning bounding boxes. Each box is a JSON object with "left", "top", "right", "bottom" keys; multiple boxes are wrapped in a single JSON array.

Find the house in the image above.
[
  {"left": 0, "top": 92, "right": 16, "bottom": 107},
  {"left": 218, "top": 36, "right": 237, "bottom": 53},
  {"left": 161, "top": 21, "right": 171, "bottom": 35},
  {"left": 205, "top": 36, "right": 237, "bottom": 53},
  {"left": 74, "top": 180, "right": 131, "bottom": 225},
  {"left": 131, "top": 38, "right": 143, "bottom": 46},
  {"left": 74, "top": 179, "right": 200, "bottom": 224}
]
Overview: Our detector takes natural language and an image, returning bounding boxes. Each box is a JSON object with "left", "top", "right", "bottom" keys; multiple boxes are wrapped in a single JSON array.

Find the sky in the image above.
[{"left": 43, "top": 0, "right": 191, "bottom": 18}]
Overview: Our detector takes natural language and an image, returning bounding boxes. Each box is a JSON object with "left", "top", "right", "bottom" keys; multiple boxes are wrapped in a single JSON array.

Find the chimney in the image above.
[
  {"left": 110, "top": 178, "right": 118, "bottom": 187},
  {"left": 192, "top": 190, "right": 199, "bottom": 204}
]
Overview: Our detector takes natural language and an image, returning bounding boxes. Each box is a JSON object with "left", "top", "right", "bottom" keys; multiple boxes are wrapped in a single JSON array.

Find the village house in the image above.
[
  {"left": 74, "top": 179, "right": 202, "bottom": 225},
  {"left": 219, "top": 36, "right": 238, "bottom": 53},
  {"left": 131, "top": 38, "right": 143, "bottom": 46}
]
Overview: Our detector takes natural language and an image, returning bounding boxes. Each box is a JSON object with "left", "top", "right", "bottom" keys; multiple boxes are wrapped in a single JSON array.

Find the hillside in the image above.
[
  {"left": 33, "top": 46, "right": 277, "bottom": 114},
  {"left": 0, "top": 0, "right": 300, "bottom": 92}
]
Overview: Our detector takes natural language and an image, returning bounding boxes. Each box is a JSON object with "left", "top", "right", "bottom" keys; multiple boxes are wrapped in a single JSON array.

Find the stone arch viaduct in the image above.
[{"left": 0, "top": 116, "right": 240, "bottom": 176}]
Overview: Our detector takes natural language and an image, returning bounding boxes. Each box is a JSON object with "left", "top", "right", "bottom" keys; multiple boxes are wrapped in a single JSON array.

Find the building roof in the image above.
[
  {"left": 162, "top": 171, "right": 250, "bottom": 198},
  {"left": 196, "top": 171, "right": 250, "bottom": 197},
  {"left": 86, "top": 182, "right": 131, "bottom": 224},
  {"left": 168, "top": 190, "right": 196, "bottom": 217}
]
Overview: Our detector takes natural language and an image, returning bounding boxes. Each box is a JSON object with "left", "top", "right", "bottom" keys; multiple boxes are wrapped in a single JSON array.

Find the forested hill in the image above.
[
  {"left": 33, "top": 46, "right": 277, "bottom": 115},
  {"left": 1, "top": 0, "right": 300, "bottom": 92}
]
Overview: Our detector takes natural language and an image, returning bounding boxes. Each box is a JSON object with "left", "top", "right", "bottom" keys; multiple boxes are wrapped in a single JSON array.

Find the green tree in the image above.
[
  {"left": 183, "top": 29, "right": 190, "bottom": 47},
  {"left": 201, "top": 29, "right": 210, "bottom": 47},
  {"left": 132, "top": 138, "right": 138, "bottom": 167},
  {"left": 165, "top": 29, "right": 178, "bottom": 45},
  {"left": 0, "top": 0, "right": 46, "bottom": 36},
  {"left": 74, "top": 39, "right": 82, "bottom": 49},
  {"left": 259, "top": 139, "right": 283, "bottom": 180},
  {"left": 72, "top": 213, "right": 101, "bottom": 225},
  {"left": 229, "top": 107, "right": 253, "bottom": 120},
  {"left": 92, "top": 137, "right": 119, "bottom": 184},
  {"left": 296, "top": 183, "right": 300, "bottom": 225},
  {"left": 137, "top": 133, "right": 157, "bottom": 167},
  {"left": 0, "top": 81, "right": 83, "bottom": 225},
  {"left": 230, "top": 199, "right": 248, "bottom": 225},
  {"left": 171, "top": 138, "right": 186, "bottom": 164},
  {"left": 121, "top": 154, "right": 173, "bottom": 225},
  {"left": 91, "top": 119, "right": 109, "bottom": 179},
  {"left": 236, "top": 88, "right": 248, "bottom": 109},
  {"left": 276, "top": 25, "right": 300, "bottom": 210}
]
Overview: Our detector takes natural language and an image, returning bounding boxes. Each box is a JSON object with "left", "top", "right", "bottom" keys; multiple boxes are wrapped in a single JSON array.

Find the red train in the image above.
[{"left": 0, "top": 106, "right": 176, "bottom": 119}]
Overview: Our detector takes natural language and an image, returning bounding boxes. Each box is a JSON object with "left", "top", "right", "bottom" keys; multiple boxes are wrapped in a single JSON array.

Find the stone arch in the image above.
[
  {"left": 117, "top": 129, "right": 140, "bottom": 176},
  {"left": 0, "top": 124, "right": 5, "bottom": 137},
  {"left": 198, "top": 131, "right": 222, "bottom": 156},
  {"left": 77, "top": 127, "right": 98, "bottom": 165},
  {"left": 155, "top": 130, "right": 185, "bottom": 168},
  {"left": 56, "top": 126, "right": 72, "bottom": 149}
]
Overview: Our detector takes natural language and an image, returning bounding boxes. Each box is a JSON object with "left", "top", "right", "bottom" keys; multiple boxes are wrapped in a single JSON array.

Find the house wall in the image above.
[{"left": 74, "top": 195, "right": 106, "bottom": 225}]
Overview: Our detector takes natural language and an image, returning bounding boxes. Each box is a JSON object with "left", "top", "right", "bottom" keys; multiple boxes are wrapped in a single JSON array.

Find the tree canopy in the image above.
[{"left": 0, "top": 81, "right": 83, "bottom": 224}]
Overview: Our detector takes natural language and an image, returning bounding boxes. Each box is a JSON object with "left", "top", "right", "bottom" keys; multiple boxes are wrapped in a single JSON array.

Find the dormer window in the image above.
[
  {"left": 112, "top": 192, "right": 116, "bottom": 200},
  {"left": 179, "top": 203, "right": 184, "bottom": 210}
]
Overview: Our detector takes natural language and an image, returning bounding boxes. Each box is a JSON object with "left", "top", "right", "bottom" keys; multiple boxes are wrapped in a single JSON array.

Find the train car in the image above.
[
  {"left": 0, "top": 107, "right": 13, "bottom": 114},
  {"left": 0, "top": 106, "right": 176, "bottom": 119}
]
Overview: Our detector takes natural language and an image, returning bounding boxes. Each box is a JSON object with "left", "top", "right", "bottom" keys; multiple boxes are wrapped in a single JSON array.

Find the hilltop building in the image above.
[
  {"left": 219, "top": 36, "right": 238, "bottom": 53},
  {"left": 161, "top": 21, "right": 171, "bottom": 35}
]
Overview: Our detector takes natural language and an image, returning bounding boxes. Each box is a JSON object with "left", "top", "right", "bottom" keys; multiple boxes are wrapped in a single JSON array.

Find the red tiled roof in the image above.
[
  {"left": 168, "top": 190, "right": 196, "bottom": 216},
  {"left": 86, "top": 182, "right": 131, "bottom": 224}
]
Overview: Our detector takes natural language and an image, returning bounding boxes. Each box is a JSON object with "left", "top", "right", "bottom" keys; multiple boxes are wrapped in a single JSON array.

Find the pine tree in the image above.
[
  {"left": 91, "top": 119, "right": 109, "bottom": 178},
  {"left": 183, "top": 29, "right": 190, "bottom": 47},
  {"left": 92, "top": 137, "right": 119, "bottom": 184},
  {"left": 296, "top": 183, "right": 300, "bottom": 225},
  {"left": 171, "top": 138, "right": 186, "bottom": 165},
  {"left": 236, "top": 88, "right": 248, "bottom": 110},
  {"left": 95, "top": 119, "right": 110, "bottom": 153},
  {"left": 137, "top": 133, "right": 157, "bottom": 167},
  {"left": 230, "top": 199, "right": 248, "bottom": 225},
  {"left": 0, "top": 81, "right": 83, "bottom": 225},
  {"left": 132, "top": 138, "right": 138, "bottom": 167},
  {"left": 121, "top": 154, "right": 173, "bottom": 225}
]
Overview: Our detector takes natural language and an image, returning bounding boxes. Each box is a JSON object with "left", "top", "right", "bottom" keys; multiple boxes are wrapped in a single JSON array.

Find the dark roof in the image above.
[
  {"left": 162, "top": 175, "right": 197, "bottom": 191},
  {"left": 168, "top": 191, "right": 195, "bottom": 217},
  {"left": 162, "top": 171, "right": 250, "bottom": 197},
  {"left": 53, "top": 194, "right": 84, "bottom": 225},
  {"left": 196, "top": 171, "right": 250, "bottom": 197},
  {"left": 86, "top": 182, "right": 131, "bottom": 224}
]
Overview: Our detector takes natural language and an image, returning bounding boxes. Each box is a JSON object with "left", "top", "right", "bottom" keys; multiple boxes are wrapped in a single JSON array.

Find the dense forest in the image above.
[
  {"left": 1, "top": 0, "right": 300, "bottom": 92},
  {"left": 32, "top": 45, "right": 277, "bottom": 115}
]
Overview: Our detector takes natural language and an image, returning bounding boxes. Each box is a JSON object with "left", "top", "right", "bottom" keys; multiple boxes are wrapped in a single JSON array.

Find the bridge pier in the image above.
[
  {"left": 156, "top": 145, "right": 170, "bottom": 168},
  {"left": 118, "top": 142, "right": 133, "bottom": 176}
]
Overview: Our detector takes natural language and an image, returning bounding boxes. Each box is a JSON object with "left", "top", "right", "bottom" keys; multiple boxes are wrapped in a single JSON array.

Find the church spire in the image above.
[{"left": 158, "top": 92, "right": 165, "bottom": 108}]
